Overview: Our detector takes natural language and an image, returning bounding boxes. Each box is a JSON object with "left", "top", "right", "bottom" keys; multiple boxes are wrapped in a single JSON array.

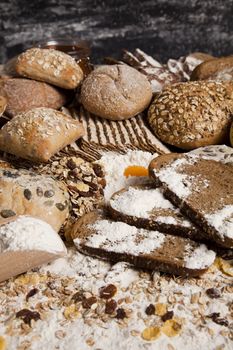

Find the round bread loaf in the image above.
[
  {"left": 148, "top": 81, "right": 233, "bottom": 150},
  {"left": 80, "top": 64, "right": 152, "bottom": 120},
  {"left": 0, "top": 78, "right": 69, "bottom": 117}
]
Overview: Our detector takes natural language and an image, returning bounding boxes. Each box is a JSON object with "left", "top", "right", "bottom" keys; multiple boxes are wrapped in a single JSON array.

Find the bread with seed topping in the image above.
[
  {"left": 0, "top": 167, "right": 69, "bottom": 231},
  {"left": 148, "top": 81, "right": 233, "bottom": 150},
  {"left": 4, "top": 48, "right": 84, "bottom": 89},
  {"left": 0, "top": 107, "right": 85, "bottom": 162},
  {"left": 71, "top": 211, "right": 216, "bottom": 277},
  {"left": 149, "top": 147, "right": 233, "bottom": 248},
  {"left": 0, "top": 77, "right": 69, "bottom": 117}
]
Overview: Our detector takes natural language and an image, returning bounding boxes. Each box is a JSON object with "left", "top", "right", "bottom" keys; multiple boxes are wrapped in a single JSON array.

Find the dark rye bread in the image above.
[
  {"left": 71, "top": 211, "right": 216, "bottom": 277},
  {"left": 109, "top": 185, "right": 206, "bottom": 241},
  {"left": 149, "top": 146, "right": 233, "bottom": 248}
]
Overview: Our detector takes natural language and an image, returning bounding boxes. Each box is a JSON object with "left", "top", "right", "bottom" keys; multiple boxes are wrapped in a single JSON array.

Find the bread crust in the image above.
[
  {"left": 191, "top": 56, "right": 233, "bottom": 81},
  {"left": 80, "top": 64, "right": 152, "bottom": 120},
  {"left": 108, "top": 185, "right": 206, "bottom": 241},
  {"left": 71, "top": 211, "right": 215, "bottom": 277},
  {"left": 148, "top": 81, "right": 233, "bottom": 150},
  {"left": 0, "top": 78, "right": 69, "bottom": 117},
  {"left": 0, "top": 107, "right": 85, "bottom": 162},
  {"left": 5, "top": 48, "right": 84, "bottom": 89}
]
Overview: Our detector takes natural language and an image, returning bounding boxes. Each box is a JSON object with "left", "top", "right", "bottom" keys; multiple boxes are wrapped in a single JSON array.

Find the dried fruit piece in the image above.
[
  {"left": 216, "top": 258, "right": 233, "bottom": 277},
  {"left": 99, "top": 284, "right": 117, "bottom": 299},
  {"left": 161, "top": 310, "right": 174, "bottom": 322},
  {"left": 105, "top": 299, "right": 117, "bottom": 314},
  {"left": 23, "top": 189, "right": 32, "bottom": 200},
  {"left": 145, "top": 304, "right": 155, "bottom": 315},
  {"left": 82, "top": 296, "right": 97, "bottom": 309},
  {"left": 207, "top": 313, "right": 229, "bottom": 327},
  {"left": 141, "top": 326, "right": 161, "bottom": 341},
  {"left": 15, "top": 273, "right": 47, "bottom": 285},
  {"left": 115, "top": 308, "right": 127, "bottom": 319},
  {"left": 0, "top": 336, "right": 6, "bottom": 350},
  {"left": 63, "top": 305, "right": 80, "bottom": 320},
  {"left": 206, "top": 288, "right": 221, "bottom": 299},
  {"left": 26, "top": 288, "right": 39, "bottom": 301},
  {"left": 155, "top": 303, "right": 167, "bottom": 316},
  {"left": 71, "top": 291, "right": 85, "bottom": 303},
  {"left": 16, "top": 309, "right": 40, "bottom": 325},
  {"left": 124, "top": 165, "right": 149, "bottom": 177},
  {"left": 161, "top": 319, "right": 182, "bottom": 337}
]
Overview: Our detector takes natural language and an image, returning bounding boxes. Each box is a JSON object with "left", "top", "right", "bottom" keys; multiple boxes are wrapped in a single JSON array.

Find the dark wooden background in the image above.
[{"left": 0, "top": 0, "right": 233, "bottom": 64}]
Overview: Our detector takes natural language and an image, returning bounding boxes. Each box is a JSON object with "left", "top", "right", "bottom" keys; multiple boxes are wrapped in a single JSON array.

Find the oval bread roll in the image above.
[{"left": 0, "top": 78, "right": 69, "bottom": 117}]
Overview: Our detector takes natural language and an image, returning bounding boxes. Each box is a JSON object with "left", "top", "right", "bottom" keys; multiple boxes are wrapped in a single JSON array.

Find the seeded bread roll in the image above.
[
  {"left": 0, "top": 168, "right": 69, "bottom": 232},
  {"left": 80, "top": 64, "right": 152, "bottom": 120},
  {"left": 0, "top": 78, "right": 69, "bottom": 117},
  {"left": 191, "top": 56, "right": 233, "bottom": 81},
  {"left": 0, "top": 215, "right": 67, "bottom": 282},
  {"left": 5, "top": 48, "right": 84, "bottom": 89},
  {"left": 0, "top": 107, "right": 85, "bottom": 162},
  {"left": 148, "top": 81, "right": 233, "bottom": 150}
]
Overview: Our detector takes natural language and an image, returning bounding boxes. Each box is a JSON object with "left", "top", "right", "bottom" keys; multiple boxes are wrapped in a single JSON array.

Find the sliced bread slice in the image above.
[
  {"left": 149, "top": 146, "right": 233, "bottom": 248},
  {"left": 71, "top": 211, "right": 216, "bottom": 277},
  {"left": 109, "top": 185, "right": 206, "bottom": 241},
  {"left": 0, "top": 215, "right": 67, "bottom": 282}
]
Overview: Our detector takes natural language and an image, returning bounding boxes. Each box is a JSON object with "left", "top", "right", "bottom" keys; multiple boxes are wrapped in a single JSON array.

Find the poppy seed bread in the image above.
[{"left": 148, "top": 81, "right": 233, "bottom": 150}]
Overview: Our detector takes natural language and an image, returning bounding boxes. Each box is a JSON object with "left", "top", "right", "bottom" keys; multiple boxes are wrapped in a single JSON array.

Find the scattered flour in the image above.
[
  {"left": 97, "top": 150, "right": 157, "bottom": 201},
  {"left": 205, "top": 205, "right": 233, "bottom": 239},
  {"left": 184, "top": 243, "right": 216, "bottom": 269},
  {"left": 0, "top": 216, "right": 66, "bottom": 254}
]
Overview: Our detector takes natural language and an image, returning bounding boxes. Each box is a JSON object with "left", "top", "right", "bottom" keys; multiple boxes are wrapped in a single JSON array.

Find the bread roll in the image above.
[
  {"left": 0, "top": 167, "right": 69, "bottom": 231},
  {"left": 191, "top": 56, "right": 233, "bottom": 81},
  {"left": 5, "top": 48, "right": 84, "bottom": 89},
  {"left": 148, "top": 81, "right": 233, "bottom": 150},
  {"left": 80, "top": 64, "right": 152, "bottom": 120},
  {"left": 0, "top": 107, "right": 85, "bottom": 162},
  {"left": 0, "top": 77, "right": 69, "bottom": 117}
]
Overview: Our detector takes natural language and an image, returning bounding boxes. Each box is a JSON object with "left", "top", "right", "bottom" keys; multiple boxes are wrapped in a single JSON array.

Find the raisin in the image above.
[
  {"left": 115, "top": 308, "right": 127, "bottom": 319},
  {"left": 161, "top": 310, "right": 174, "bottom": 322},
  {"left": 105, "top": 299, "right": 117, "bottom": 314},
  {"left": 145, "top": 304, "right": 155, "bottom": 315},
  {"left": 82, "top": 296, "right": 97, "bottom": 309},
  {"left": 99, "top": 284, "right": 117, "bottom": 299},
  {"left": 26, "top": 288, "right": 39, "bottom": 301},
  {"left": 16, "top": 309, "right": 40, "bottom": 325},
  {"left": 206, "top": 288, "right": 221, "bottom": 299}
]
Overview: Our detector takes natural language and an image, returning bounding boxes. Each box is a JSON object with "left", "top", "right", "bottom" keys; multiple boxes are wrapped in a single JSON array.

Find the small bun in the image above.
[
  {"left": 80, "top": 64, "right": 152, "bottom": 120},
  {"left": 148, "top": 81, "right": 233, "bottom": 150}
]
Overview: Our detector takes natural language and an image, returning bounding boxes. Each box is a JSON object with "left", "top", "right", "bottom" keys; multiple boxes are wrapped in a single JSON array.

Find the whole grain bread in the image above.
[
  {"left": 0, "top": 107, "right": 85, "bottom": 162},
  {"left": 0, "top": 215, "right": 67, "bottom": 282},
  {"left": 148, "top": 81, "right": 233, "bottom": 150},
  {"left": 0, "top": 167, "right": 70, "bottom": 231},
  {"left": 149, "top": 147, "right": 233, "bottom": 248},
  {"left": 80, "top": 64, "right": 152, "bottom": 120},
  {"left": 109, "top": 185, "right": 206, "bottom": 241},
  {"left": 4, "top": 48, "right": 84, "bottom": 89},
  {"left": 0, "top": 78, "right": 69, "bottom": 117},
  {"left": 71, "top": 211, "right": 216, "bottom": 277}
]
